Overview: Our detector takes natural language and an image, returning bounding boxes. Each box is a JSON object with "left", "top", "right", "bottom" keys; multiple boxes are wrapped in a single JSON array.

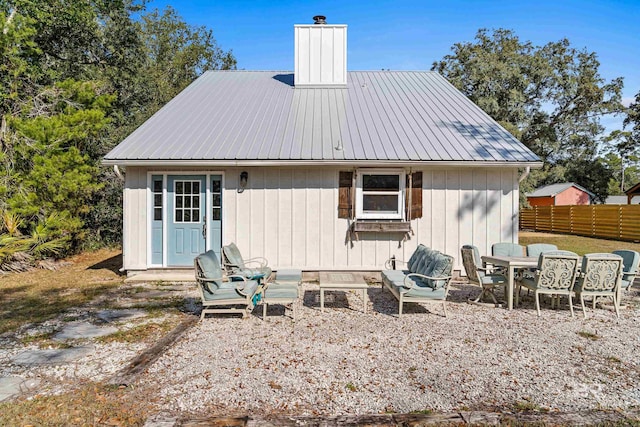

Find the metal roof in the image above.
[
  {"left": 605, "top": 195, "right": 640, "bottom": 204},
  {"left": 104, "top": 71, "right": 541, "bottom": 166},
  {"left": 528, "top": 182, "right": 595, "bottom": 198}
]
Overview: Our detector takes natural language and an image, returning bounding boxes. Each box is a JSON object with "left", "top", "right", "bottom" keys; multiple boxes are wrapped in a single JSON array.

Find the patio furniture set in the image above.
[
  {"left": 194, "top": 241, "right": 638, "bottom": 320},
  {"left": 461, "top": 242, "right": 639, "bottom": 318},
  {"left": 194, "top": 243, "right": 456, "bottom": 319}
]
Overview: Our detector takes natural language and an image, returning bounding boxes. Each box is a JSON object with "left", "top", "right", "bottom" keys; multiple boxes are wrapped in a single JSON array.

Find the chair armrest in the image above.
[
  {"left": 244, "top": 257, "right": 268, "bottom": 267},
  {"left": 196, "top": 276, "right": 225, "bottom": 293},
  {"left": 384, "top": 258, "right": 408, "bottom": 270},
  {"left": 222, "top": 261, "right": 242, "bottom": 272},
  {"left": 228, "top": 275, "right": 253, "bottom": 295},
  {"left": 405, "top": 273, "right": 452, "bottom": 289},
  {"left": 197, "top": 276, "right": 225, "bottom": 283}
]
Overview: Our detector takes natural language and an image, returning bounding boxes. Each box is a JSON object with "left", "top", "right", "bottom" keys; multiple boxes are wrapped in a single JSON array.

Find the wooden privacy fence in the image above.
[{"left": 520, "top": 205, "right": 640, "bottom": 242}]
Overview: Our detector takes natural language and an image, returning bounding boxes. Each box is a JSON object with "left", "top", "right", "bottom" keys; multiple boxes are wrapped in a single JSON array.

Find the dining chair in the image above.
[
  {"left": 573, "top": 253, "right": 623, "bottom": 318},
  {"left": 461, "top": 245, "right": 506, "bottom": 306},
  {"left": 612, "top": 250, "right": 639, "bottom": 294},
  {"left": 492, "top": 242, "right": 525, "bottom": 257},
  {"left": 526, "top": 243, "right": 558, "bottom": 258},
  {"left": 516, "top": 251, "right": 580, "bottom": 317}
]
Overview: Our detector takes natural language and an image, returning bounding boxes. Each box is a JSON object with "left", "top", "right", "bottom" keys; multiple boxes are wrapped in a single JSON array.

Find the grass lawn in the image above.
[
  {"left": 0, "top": 248, "right": 182, "bottom": 426},
  {"left": 0, "top": 248, "right": 125, "bottom": 335},
  {"left": 519, "top": 231, "right": 640, "bottom": 255}
]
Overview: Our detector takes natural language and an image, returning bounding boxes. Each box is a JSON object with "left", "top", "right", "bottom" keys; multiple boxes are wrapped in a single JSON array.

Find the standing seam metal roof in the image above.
[{"left": 104, "top": 71, "right": 541, "bottom": 163}]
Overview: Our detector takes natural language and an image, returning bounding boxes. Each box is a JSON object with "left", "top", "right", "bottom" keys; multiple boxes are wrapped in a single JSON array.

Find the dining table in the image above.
[{"left": 480, "top": 255, "right": 539, "bottom": 310}]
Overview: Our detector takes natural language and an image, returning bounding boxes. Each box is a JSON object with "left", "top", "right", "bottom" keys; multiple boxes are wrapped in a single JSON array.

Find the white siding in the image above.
[
  {"left": 123, "top": 167, "right": 148, "bottom": 270},
  {"left": 223, "top": 167, "right": 520, "bottom": 271},
  {"left": 122, "top": 166, "right": 520, "bottom": 272}
]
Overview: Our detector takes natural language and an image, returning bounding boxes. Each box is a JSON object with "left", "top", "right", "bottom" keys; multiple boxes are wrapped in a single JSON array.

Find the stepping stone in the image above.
[
  {"left": 53, "top": 322, "right": 118, "bottom": 340},
  {"left": 96, "top": 309, "right": 147, "bottom": 323},
  {"left": 12, "top": 346, "right": 93, "bottom": 366},
  {"left": 0, "top": 376, "right": 40, "bottom": 401},
  {"left": 133, "top": 290, "right": 178, "bottom": 299}
]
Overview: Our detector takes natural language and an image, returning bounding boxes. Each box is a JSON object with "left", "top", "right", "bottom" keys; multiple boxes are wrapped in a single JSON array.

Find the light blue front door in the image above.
[{"left": 167, "top": 175, "right": 206, "bottom": 266}]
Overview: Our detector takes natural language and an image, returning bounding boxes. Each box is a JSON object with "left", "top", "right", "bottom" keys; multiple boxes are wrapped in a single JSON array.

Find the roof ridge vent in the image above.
[{"left": 313, "top": 15, "right": 326, "bottom": 24}]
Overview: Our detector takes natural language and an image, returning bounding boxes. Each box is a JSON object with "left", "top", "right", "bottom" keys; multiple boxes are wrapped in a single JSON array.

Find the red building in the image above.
[{"left": 527, "top": 182, "right": 595, "bottom": 206}]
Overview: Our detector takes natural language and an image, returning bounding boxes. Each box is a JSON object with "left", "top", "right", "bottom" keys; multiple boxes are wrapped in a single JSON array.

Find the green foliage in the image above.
[
  {"left": 433, "top": 29, "right": 624, "bottom": 202},
  {"left": 601, "top": 134, "right": 640, "bottom": 194},
  {"left": 564, "top": 158, "right": 613, "bottom": 203},
  {"left": 0, "top": 1, "right": 236, "bottom": 261}
]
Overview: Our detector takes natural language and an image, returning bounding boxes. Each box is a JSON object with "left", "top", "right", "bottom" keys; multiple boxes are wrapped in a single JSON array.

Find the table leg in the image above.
[
  {"left": 507, "top": 266, "right": 514, "bottom": 310},
  {"left": 320, "top": 288, "right": 325, "bottom": 312},
  {"left": 362, "top": 289, "right": 367, "bottom": 313}
]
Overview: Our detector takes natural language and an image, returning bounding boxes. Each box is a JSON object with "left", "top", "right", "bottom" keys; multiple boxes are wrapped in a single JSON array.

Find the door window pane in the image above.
[
  {"left": 174, "top": 180, "right": 202, "bottom": 223},
  {"left": 154, "top": 207, "right": 162, "bottom": 221},
  {"left": 212, "top": 208, "right": 221, "bottom": 220},
  {"left": 212, "top": 180, "right": 221, "bottom": 193},
  {"left": 153, "top": 181, "right": 162, "bottom": 193},
  {"left": 176, "top": 182, "right": 183, "bottom": 194}
]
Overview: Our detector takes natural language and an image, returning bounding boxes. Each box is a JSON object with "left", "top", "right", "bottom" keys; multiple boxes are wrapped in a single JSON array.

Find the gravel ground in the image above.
[
  {"left": 2, "top": 279, "right": 639, "bottom": 418},
  {"left": 139, "top": 280, "right": 640, "bottom": 418}
]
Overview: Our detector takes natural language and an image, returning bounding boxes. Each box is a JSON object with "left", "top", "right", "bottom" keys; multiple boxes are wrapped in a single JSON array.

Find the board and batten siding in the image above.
[{"left": 122, "top": 166, "right": 519, "bottom": 272}]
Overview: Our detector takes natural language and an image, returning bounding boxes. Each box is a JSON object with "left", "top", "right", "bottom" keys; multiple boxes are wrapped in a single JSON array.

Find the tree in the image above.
[
  {"left": 432, "top": 29, "right": 624, "bottom": 202},
  {"left": 0, "top": 1, "right": 237, "bottom": 266},
  {"left": 622, "top": 90, "right": 640, "bottom": 163},
  {"left": 564, "top": 158, "right": 614, "bottom": 203}
]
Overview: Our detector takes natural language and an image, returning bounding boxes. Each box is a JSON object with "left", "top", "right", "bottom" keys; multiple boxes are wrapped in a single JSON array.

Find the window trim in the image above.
[{"left": 355, "top": 169, "right": 406, "bottom": 220}]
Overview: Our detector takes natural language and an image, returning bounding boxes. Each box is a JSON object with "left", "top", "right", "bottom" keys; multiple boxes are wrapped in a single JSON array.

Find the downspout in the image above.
[
  {"left": 114, "top": 165, "right": 124, "bottom": 181},
  {"left": 518, "top": 166, "right": 531, "bottom": 183}
]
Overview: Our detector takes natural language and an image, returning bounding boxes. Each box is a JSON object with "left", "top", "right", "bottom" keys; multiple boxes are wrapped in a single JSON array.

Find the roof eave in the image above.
[{"left": 102, "top": 159, "right": 544, "bottom": 168}]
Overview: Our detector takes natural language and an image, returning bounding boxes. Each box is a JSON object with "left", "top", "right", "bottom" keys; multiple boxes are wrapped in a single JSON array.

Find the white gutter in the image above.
[
  {"left": 103, "top": 159, "right": 544, "bottom": 169},
  {"left": 518, "top": 166, "right": 532, "bottom": 183}
]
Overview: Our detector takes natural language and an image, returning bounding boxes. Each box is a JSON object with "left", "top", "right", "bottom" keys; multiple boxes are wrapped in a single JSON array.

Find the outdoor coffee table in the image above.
[{"left": 318, "top": 272, "right": 369, "bottom": 313}]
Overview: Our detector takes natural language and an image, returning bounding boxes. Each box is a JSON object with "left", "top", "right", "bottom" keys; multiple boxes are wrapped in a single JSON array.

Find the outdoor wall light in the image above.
[{"left": 239, "top": 171, "right": 248, "bottom": 193}]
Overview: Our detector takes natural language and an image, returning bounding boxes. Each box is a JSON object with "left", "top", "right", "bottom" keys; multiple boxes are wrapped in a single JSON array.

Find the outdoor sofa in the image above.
[{"left": 381, "top": 244, "right": 454, "bottom": 317}]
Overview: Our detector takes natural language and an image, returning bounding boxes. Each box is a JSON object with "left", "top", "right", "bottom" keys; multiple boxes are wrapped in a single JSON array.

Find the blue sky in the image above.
[{"left": 147, "top": 0, "right": 639, "bottom": 131}]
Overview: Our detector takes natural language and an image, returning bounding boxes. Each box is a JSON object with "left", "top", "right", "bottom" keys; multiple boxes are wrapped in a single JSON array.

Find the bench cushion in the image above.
[
  {"left": 264, "top": 283, "right": 299, "bottom": 300},
  {"left": 381, "top": 270, "right": 410, "bottom": 282},
  {"left": 276, "top": 269, "right": 303, "bottom": 283}
]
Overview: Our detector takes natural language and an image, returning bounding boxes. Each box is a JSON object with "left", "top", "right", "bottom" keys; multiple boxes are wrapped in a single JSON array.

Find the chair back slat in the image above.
[
  {"left": 536, "top": 251, "right": 579, "bottom": 291},
  {"left": 579, "top": 253, "right": 623, "bottom": 292}
]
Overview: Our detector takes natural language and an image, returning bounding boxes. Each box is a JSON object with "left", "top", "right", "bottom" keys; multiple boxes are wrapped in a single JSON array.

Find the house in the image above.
[
  {"left": 605, "top": 195, "right": 640, "bottom": 204},
  {"left": 103, "top": 17, "right": 542, "bottom": 276},
  {"left": 624, "top": 181, "right": 640, "bottom": 204},
  {"left": 526, "top": 183, "right": 594, "bottom": 207}
]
